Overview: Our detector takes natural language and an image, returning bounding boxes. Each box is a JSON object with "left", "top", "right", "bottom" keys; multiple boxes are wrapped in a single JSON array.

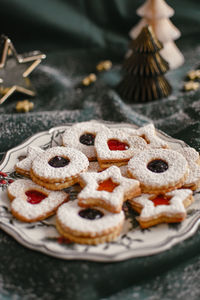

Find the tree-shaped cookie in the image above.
[
  {"left": 129, "top": 0, "right": 184, "bottom": 69},
  {"left": 118, "top": 25, "right": 172, "bottom": 103}
]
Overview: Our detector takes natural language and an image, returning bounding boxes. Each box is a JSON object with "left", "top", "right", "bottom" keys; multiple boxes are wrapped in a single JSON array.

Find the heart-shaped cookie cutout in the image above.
[
  {"left": 107, "top": 139, "right": 129, "bottom": 151},
  {"left": 95, "top": 128, "right": 147, "bottom": 168},
  {"left": 7, "top": 179, "right": 68, "bottom": 222}
]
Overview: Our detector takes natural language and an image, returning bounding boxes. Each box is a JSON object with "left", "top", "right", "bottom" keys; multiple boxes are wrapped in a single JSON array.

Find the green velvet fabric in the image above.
[{"left": 0, "top": 0, "right": 200, "bottom": 299}]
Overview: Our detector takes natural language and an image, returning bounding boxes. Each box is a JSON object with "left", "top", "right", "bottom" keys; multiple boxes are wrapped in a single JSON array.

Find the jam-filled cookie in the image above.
[
  {"left": 62, "top": 121, "right": 107, "bottom": 161},
  {"left": 7, "top": 179, "right": 68, "bottom": 222},
  {"left": 123, "top": 124, "right": 169, "bottom": 149},
  {"left": 15, "top": 146, "right": 44, "bottom": 177},
  {"left": 128, "top": 149, "right": 189, "bottom": 194},
  {"left": 177, "top": 147, "right": 200, "bottom": 190},
  {"left": 56, "top": 200, "right": 125, "bottom": 245},
  {"left": 78, "top": 165, "right": 141, "bottom": 213},
  {"left": 95, "top": 128, "right": 147, "bottom": 168},
  {"left": 30, "top": 146, "right": 89, "bottom": 190},
  {"left": 129, "top": 189, "right": 194, "bottom": 228}
]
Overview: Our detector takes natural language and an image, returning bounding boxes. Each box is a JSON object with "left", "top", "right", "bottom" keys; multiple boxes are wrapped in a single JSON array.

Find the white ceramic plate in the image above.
[{"left": 0, "top": 122, "right": 200, "bottom": 262}]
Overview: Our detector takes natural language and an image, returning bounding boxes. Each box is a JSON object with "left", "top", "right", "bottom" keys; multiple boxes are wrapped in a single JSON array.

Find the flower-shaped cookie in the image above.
[
  {"left": 129, "top": 189, "right": 193, "bottom": 228},
  {"left": 78, "top": 165, "right": 141, "bottom": 213},
  {"left": 7, "top": 179, "right": 68, "bottom": 222}
]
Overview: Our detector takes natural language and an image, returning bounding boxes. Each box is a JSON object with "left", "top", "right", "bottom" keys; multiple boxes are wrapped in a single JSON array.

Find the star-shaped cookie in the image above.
[
  {"left": 129, "top": 189, "right": 193, "bottom": 228},
  {"left": 0, "top": 35, "right": 46, "bottom": 104},
  {"left": 78, "top": 165, "right": 141, "bottom": 213}
]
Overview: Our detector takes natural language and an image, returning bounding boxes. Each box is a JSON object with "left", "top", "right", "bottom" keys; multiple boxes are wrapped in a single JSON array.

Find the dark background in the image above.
[{"left": 0, "top": 1, "right": 200, "bottom": 299}]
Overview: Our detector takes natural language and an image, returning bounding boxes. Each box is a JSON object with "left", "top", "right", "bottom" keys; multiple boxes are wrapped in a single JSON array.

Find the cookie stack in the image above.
[{"left": 7, "top": 121, "right": 200, "bottom": 245}]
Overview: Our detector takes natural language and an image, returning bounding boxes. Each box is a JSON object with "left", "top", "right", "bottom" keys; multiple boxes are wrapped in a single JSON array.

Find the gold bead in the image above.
[
  {"left": 82, "top": 73, "right": 97, "bottom": 86},
  {"left": 187, "top": 70, "right": 200, "bottom": 80},
  {"left": 89, "top": 73, "right": 97, "bottom": 82},
  {"left": 82, "top": 77, "right": 91, "bottom": 86},
  {"left": 184, "top": 81, "right": 199, "bottom": 91},
  {"left": 96, "top": 60, "right": 112, "bottom": 71},
  {"left": 16, "top": 100, "right": 34, "bottom": 112}
]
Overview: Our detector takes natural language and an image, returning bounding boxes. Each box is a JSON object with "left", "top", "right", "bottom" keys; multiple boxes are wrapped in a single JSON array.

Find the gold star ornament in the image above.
[{"left": 0, "top": 35, "right": 46, "bottom": 104}]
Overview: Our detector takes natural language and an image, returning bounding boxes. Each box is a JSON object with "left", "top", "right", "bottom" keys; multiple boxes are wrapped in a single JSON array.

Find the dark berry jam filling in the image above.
[
  {"left": 79, "top": 133, "right": 95, "bottom": 146},
  {"left": 26, "top": 190, "right": 47, "bottom": 204},
  {"left": 48, "top": 156, "right": 70, "bottom": 168},
  {"left": 79, "top": 208, "right": 104, "bottom": 220},
  {"left": 108, "top": 139, "right": 129, "bottom": 151},
  {"left": 147, "top": 159, "right": 168, "bottom": 173},
  {"left": 97, "top": 178, "right": 119, "bottom": 192}
]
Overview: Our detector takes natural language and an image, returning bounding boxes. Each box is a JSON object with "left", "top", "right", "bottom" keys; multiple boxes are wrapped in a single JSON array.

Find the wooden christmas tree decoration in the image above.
[
  {"left": 118, "top": 26, "right": 172, "bottom": 103},
  {"left": 129, "top": 0, "right": 184, "bottom": 69}
]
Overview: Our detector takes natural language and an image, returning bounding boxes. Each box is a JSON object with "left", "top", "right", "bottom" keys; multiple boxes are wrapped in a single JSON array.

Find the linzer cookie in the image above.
[
  {"left": 129, "top": 189, "right": 194, "bottom": 228},
  {"left": 62, "top": 121, "right": 107, "bottom": 161},
  {"left": 135, "top": 124, "right": 170, "bottom": 149},
  {"left": 15, "top": 146, "right": 44, "bottom": 177},
  {"left": 177, "top": 147, "right": 200, "bottom": 190},
  {"left": 78, "top": 165, "right": 141, "bottom": 213},
  {"left": 122, "top": 124, "right": 169, "bottom": 149},
  {"left": 56, "top": 200, "right": 125, "bottom": 245},
  {"left": 128, "top": 149, "right": 189, "bottom": 194},
  {"left": 30, "top": 146, "right": 89, "bottom": 190},
  {"left": 95, "top": 127, "right": 147, "bottom": 168},
  {"left": 7, "top": 179, "right": 68, "bottom": 222}
]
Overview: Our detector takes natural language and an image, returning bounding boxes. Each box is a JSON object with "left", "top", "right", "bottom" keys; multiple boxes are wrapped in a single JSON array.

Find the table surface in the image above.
[{"left": 0, "top": 0, "right": 200, "bottom": 299}]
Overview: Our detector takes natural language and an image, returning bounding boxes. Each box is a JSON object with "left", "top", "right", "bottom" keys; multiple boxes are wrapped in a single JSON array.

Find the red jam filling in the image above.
[
  {"left": 108, "top": 139, "right": 129, "bottom": 151},
  {"left": 25, "top": 190, "right": 47, "bottom": 204},
  {"left": 151, "top": 195, "right": 171, "bottom": 207},
  {"left": 97, "top": 178, "right": 119, "bottom": 192}
]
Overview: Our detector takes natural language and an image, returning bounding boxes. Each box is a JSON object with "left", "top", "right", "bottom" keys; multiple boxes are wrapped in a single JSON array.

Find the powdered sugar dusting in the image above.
[
  {"left": 31, "top": 146, "right": 89, "bottom": 181},
  {"left": 128, "top": 149, "right": 188, "bottom": 189},
  {"left": 177, "top": 147, "right": 200, "bottom": 188},
  {"left": 62, "top": 121, "right": 107, "bottom": 160},
  {"left": 78, "top": 165, "right": 140, "bottom": 211},
  {"left": 95, "top": 127, "right": 147, "bottom": 161},
  {"left": 15, "top": 146, "right": 44, "bottom": 174},
  {"left": 57, "top": 199, "right": 125, "bottom": 235},
  {"left": 130, "top": 189, "right": 192, "bottom": 219},
  {"left": 8, "top": 179, "right": 67, "bottom": 220}
]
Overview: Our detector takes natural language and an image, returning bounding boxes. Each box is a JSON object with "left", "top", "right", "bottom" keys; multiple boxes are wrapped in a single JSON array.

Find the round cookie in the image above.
[
  {"left": 56, "top": 200, "right": 125, "bottom": 245},
  {"left": 128, "top": 148, "right": 189, "bottom": 194},
  {"left": 62, "top": 121, "right": 107, "bottom": 161},
  {"left": 95, "top": 128, "right": 147, "bottom": 168},
  {"left": 30, "top": 146, "right": 89, "bottom": 190},
  {"left": 7, "top": 179, "right": 68, "bottom": 222}
]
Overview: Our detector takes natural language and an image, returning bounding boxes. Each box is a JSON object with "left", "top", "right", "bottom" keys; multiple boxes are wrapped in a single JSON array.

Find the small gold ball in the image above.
[
  {"left": 184, "top": 81, "right": 199, "bottom": 91},
  {"left": 89, "top": 73, "right": 97, "bottom": 82},
  {"left": 16, "top": 100, "right": 34, "bottom": 112},
  {"left": 82, "top": 77, "right": 90, "bottom": 86},
  {"left": 96, "top": 60, "right": 112, "bottom": 72}
]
